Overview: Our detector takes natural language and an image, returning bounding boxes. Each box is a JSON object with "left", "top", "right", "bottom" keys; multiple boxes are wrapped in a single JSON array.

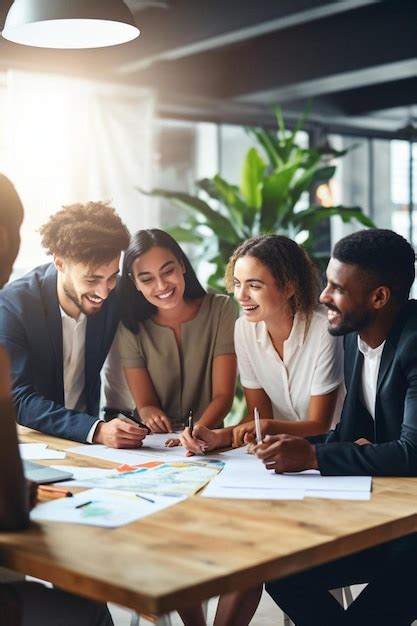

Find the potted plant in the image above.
[{"left": 139, "top": 106, "right": 374, "bottom": 291}]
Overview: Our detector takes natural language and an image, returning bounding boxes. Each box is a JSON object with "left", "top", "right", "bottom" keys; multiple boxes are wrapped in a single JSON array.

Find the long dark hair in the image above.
[
  {"left": 120, "top": 229, "right": 206, "bottom": 332},
  {"left": 225, "top": 234, "right": 320, "bottom": 319}
]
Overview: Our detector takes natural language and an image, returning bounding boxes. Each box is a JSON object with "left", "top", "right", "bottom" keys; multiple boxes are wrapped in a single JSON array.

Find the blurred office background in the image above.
[{"left": 0, "top": 0, "right": 415, "bottom": 280}]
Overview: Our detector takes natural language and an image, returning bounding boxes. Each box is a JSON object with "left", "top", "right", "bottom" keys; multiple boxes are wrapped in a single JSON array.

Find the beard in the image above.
[
  {"left": 326, "top": 305, "right": 373, "bottom": 337},
  {"left": 62, "top": 280, "right": 102, "bottom": 317}
]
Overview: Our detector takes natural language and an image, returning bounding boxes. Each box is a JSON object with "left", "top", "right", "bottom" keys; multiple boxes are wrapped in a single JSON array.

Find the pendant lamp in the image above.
[{"left": 2, "top": 0, "right": 140, "bottom": 48}]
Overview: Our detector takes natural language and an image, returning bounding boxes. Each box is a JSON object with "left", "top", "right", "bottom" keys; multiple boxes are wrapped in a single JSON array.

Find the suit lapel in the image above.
[{"left": 40, "top": 265, "right": 64, "bottom": 401}]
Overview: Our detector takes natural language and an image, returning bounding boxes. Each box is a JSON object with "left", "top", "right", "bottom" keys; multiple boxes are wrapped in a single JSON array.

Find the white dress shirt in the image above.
[
  {"left": 60, "top": 307, "right": 100, "bottom": 442},
  {"left": 60, "top": 307, "right": 135, "bottom": 442},
  {"left": 357, "top": 335, "right": 385, "bottom": 420}
]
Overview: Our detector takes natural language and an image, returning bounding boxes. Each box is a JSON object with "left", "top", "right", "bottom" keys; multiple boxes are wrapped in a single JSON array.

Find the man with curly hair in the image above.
[
  {"left": 0, "top": 200, "right": 147, "bottom": 449},
  {"left": 0, "top": 175, "right": 115, "bottom": 625}
]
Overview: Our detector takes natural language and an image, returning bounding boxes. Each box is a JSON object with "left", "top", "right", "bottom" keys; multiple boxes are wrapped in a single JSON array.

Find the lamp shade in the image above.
[{"left": 2, "top": 0, "right": 140, "bottom": 48}]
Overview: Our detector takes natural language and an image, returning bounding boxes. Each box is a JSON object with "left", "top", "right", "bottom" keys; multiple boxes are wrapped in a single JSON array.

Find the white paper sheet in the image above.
[
  {"left": 68, "top": 433, "right": 242, "bottom": 465},
  {"left": 202, "top": 484, "right": 305, "bottom": 500},
  {"left": 201, "top": 457, "right": 371, "bottom": 500},
  {"left": 30, "top": 488, "right": 184, "bottom": 527},
  {"left": 19, "top": 443, "right": 66, "bottom": 460},
  {"left": 305, "top": 490, "right": 371, "bottom": 501}
]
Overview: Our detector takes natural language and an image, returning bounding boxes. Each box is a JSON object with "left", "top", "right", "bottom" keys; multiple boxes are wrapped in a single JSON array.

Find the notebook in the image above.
[{"left": 23, "top": 460, "right": 73, "bottom": 485}]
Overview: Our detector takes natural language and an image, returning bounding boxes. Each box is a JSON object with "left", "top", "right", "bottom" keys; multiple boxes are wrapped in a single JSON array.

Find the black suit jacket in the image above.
[
  {"left": 0, "top": 264, "right": 120, "bottom": 442},
  {"left": 315, "top": 300, "right": 417, "bottom": 476}
]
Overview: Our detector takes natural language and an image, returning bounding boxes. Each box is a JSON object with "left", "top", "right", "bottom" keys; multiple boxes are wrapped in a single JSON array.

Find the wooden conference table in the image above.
[{"left": 0, "top": 427, "right": 417, "bottom": 616}]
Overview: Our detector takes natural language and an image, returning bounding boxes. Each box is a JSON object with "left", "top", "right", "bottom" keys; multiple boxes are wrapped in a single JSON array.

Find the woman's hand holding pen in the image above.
[
  {"left": 179, "top": 424, "right": 227, "bottom": 456},
  {"left": 232, "top": 418, "right": 274, "bottom": 448},
  {"left": 140, "top": 406, "right": 174, "bottom": 433}
]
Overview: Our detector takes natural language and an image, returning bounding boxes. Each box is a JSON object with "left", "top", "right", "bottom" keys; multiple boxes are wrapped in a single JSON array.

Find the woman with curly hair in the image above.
[{"left": 180, "top": 234, "right": 344, "bottom": 625}]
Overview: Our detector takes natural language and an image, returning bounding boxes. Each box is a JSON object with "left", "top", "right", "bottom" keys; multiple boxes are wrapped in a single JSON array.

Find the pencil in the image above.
[
  {"left": 38, "top": 485, "right": 73, "bottom": 497},
  {"left": 254, "top": 407, "right": 262, "bottom": 444}
]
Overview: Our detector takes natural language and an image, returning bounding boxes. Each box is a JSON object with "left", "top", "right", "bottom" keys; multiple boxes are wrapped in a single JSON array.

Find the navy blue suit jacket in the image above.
[
  {"left": 315, "top": 300, "right": 417, "bottom": 476},
  {"left": 0, "top": 264, "right": 120, "bottom": 442}
]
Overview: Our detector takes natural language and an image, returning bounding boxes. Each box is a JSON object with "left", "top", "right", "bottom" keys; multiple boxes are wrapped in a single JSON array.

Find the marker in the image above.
[
  {"left": 254, "top": 407, "right": 262, "bottom": 444},
  {"left": 188, "top": 410, "right": 194, "bottom": 437},
  {"left": 136, "top": 493, "right": 155, "bottom": 504},
  {"left": 75, "top": 500, "right": 93, "bottom": 509},
  {"left": 38, "top": 485, "right": 73, "bottom": 498}
]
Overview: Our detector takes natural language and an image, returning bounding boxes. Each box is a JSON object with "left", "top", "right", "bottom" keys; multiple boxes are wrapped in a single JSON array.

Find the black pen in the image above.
[
  {"left": 103, "top": 407, "right": 151, "bottom": 434},
  {"left": 75, "top": 500, "right": 93, "bottom": 509},
  {"left": 136, "top": 493, "right": 155, "bottom": 504},
  {"left": 188, "top": 410, "right": 194, "bottom": 437}
]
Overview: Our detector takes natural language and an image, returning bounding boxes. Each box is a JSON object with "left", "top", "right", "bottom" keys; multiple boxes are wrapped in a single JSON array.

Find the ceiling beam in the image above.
[
  {"left": 210, "top": 1, "right": 417, "bottom": 101},
  {"left": 117, "top": 0, "right": 379, "bottom": 75},
  {"left": 332, "top": 77, "right": 417, "bottom": 116}
]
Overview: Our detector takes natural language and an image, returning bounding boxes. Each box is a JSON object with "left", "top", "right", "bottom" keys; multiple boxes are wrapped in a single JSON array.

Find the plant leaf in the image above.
[
  {"left": 261, "top": 159, "right": 302, "bottom": 231},
  {"left": 240, "top": 148, "right": 266, "bottom": 210},
  {"left": 138, "top": 187, "right": 240, "bottom": 243},
  {"left": 246, "top": 127, "right": 283, "bottom": 169},
  {"left": 292, "top": 205, "right": 376, "bottom": 231}
]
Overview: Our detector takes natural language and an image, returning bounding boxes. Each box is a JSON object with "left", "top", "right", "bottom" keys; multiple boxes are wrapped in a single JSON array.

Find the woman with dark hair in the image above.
[
  {"left": 117, "top": 229, "right": 237, "bottom": 435},
  {"left": 180, "top": 234, "right": 344, "bottom": 626}
]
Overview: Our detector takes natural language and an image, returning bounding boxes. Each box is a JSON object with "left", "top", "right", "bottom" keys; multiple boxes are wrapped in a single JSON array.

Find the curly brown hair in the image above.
[
  {"left": 225, "top": 234, "right": 320, "bottom": 319},
  {"left": 39, "top": 202, "right": 130, "bottom": 266}
]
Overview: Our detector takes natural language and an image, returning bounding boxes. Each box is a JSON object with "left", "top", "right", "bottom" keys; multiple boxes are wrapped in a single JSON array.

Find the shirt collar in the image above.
[
  {"left": 357, "top": 334, "right": 385, "bottom": 358},
  {"left": 255, "top": 312, "right": 305, "bottom": 347},
  {"left": 59, "top": 305, "right": 86, "bottom": 325}
]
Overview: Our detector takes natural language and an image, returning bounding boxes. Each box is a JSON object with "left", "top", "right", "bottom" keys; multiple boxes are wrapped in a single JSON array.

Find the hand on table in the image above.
[
  {"left": 232, "top": 418, "right": 274, "bottom": 448},
  {"left": 140, "top": 406, "right": 174, "bottom": 433},
  {"left": 253, "top": 434, "right": 318, "bottom": 473},
  {"left": 93, "top": 418, "right": 148, "bottom": 448},
  {"left": 165, "top": 437, "right": 181, "bottom": 447},
  {"left": 355, "top": 438, "right": 371, "bottom": 446}
]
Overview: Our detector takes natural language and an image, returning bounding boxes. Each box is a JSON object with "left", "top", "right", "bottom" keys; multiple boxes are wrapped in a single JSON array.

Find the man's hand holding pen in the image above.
[
  {"left": 253, "top": 434, "right": 318, "bottom": 473},
  {"left": 93, "top": 418, "right": 148, "bottom": 448}
]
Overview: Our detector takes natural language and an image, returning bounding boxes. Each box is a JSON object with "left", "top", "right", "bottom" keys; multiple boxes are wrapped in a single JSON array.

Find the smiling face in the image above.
[
  {"left": 130, "top": 246, "right": 186, "bottom": 310},
  {"left": 319, "top": 257, "right": 377, "bottom": 336},
  {"left": 56, "top": 256, "right": 120, "bottom": 318},
  {"left": 233, "top": 255, "right": 293, "bottom": 324}
]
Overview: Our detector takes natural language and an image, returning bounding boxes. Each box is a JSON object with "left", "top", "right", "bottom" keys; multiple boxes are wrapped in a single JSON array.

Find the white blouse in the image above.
[{"left": 235, "top": 307, "right": 344, "bottom": 423}]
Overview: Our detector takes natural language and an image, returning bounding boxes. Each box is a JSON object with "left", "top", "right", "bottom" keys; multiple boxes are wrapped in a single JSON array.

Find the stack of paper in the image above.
[{"left": 202, "top": 461, "right": 372, "bottom": 501}]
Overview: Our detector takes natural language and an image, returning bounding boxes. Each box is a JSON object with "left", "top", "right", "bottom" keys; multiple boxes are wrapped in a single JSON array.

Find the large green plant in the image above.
[{"left": 140, "top": 107, "right": 374, "bottom": 291}]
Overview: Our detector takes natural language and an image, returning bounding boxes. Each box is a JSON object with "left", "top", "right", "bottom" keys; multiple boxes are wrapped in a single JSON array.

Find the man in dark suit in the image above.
[
  {"left": 0, "top": 201, "right": 147, "bottom": 448},
  {"left": 0, "top": 174, "right": 114, "bottom": 625},
  {"left": 255, "top": 229, "right": 417, "bottom": 625}
]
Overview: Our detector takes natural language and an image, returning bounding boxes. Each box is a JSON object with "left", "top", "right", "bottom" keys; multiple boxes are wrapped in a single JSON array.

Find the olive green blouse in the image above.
[{"left": 117, "top": 293, "right": 237, "bottom": 424}]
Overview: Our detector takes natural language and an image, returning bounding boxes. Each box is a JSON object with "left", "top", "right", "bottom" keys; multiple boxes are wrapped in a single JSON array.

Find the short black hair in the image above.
[
  {"left": 0, "top": 174, "right": 24, "bottom": 229},
  {"left": 332, "top": 229, "right": 415, "bottom": 303},
  {"left": 120, "top": 229, "right": 206, "bottom": 332}
]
